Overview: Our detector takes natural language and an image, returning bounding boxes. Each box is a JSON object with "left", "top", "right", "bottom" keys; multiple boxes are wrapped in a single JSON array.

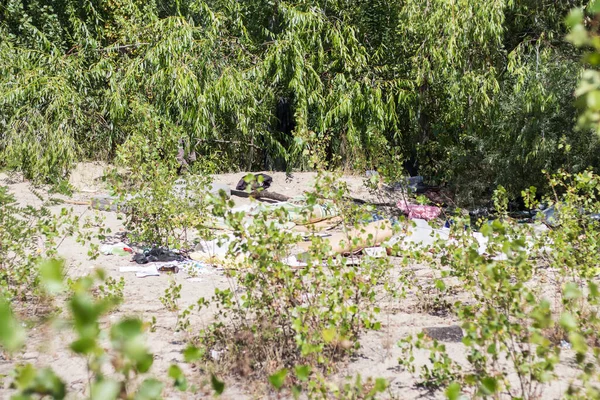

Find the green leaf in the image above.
[
  {"left": 135, "top": 352, "right": 154, "bottom": 373},
  {"left": 13, "top": 364, "right": 37, "bottom": 389},
  {"left": 32, "top": 368, "right": 67, "bottom": 399},
  {"left": 295, "top": 365, "right": 311, "bottom": 381},
  {"left": 559, "top": 313, "right": 578, "bottom": 331},
  {"left": 211, "top": 374, "right": 225, "bottom": 395},
  {"left": 268, "top": 368, "right": 288, "bottom": 390},
  {"left": 587, "top": 91, "right": 600, "bottom": 111},
  {"left": 39, "top": 259, "right": 65, "bottom": 294},
  {"left": 589, "top": 281, "right": 599, "bottom": 299},
  {"left": 111, "top": 318, "right": 144, "bottom": 340},
  {"left": 373, "top": 377, "right": 388, "bottom": 392},
  {"left": 589, "top": 0, "right": 600, "bottom": 13},
  {"left": 70, "top": 337, "right": 97, "bottom": 354},
  {"left": 445, "top": 382, "right": 462, "bottom": 400},
  {"left": 435, "top": 279, "right": 446, "bottom": 291},
  {"left": 168, "top": 364, "right": 187, "bottom": 391},
  {"left": 563, "top": 282, "right": 582, "bottom": 300},
  {"left": 479, "top": 377, "right": 498, "bottom": 395},
  {"left": 565, "top": 8, "right": 584, "bottom": 28},
  {"left": 135, "top": 379, "right": 164, "bottom": 400},
  {"left": 322, "top": 328, "right": 336, "bottom": 343},
  {"left": 292, "top": 385, "right": 302, "bottom": 399},
  {"left": 183, "top": 345, "right": 204, "bottom": 362},
  {"left": 568, "top": 332, "right": 588, "bottom": 354},
  {"left": 0, "top": 297, "right": 24, "bottom": 351},
  {"left": 584, "top": 52, "right": 600, "bottom": 66},
  {"left": 567, "top": 24, "right": 589, "bottom": 47},
  {"left": 91, "top": 380, "right": 120, "bottom": 400},
  {"left": 12, "top": 366, "right": 67, "bottom": 399}
]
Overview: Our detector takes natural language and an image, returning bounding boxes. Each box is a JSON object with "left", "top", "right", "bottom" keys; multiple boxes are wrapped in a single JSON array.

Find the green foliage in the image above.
[
  {"left": 0, "top": 297, "right": 25, "bottom": 352},
  {"left": 114, "top": 161, "right": 214, "bottom": 247},
  {"left": 161, "top": 172, "right": 395, "bottom": 392},
  {"left": 1, "top": 0, "right": 596, "bottom": 203},
  {"left": 0, "top": 262, "right": 194, "bottom": 399},
  {"left": 96, "top": 276, "right": 126, "bottom": 303},
  {"left": 160, "top": 279, "right": 182, "bottom": 312},
  {"left": 568, "top": 1, "right": 600, "bottom": 134},
  {"left": 399, "top": 171, "right": 600, "bottom": 399},
  {"left": 11, "top": 364, "right": 66, "bottom": 399},
  {"left": 0, "top": 185, "right": 90, "bottom": 307}
]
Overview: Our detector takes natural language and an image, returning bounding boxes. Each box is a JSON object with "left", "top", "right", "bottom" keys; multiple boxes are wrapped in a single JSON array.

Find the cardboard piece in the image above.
[{"left": 296, "top": 220, "right": 394, "bottom": 254}]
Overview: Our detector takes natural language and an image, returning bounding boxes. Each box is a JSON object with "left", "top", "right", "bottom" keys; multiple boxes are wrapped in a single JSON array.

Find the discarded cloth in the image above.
[
  {"left": 120, "top": 263, "right": 179, "bottom": 273},
  {"left": 132, "top": 247, "right": 186, "bottom": 264},
  {"left": 101, "top": 242, "right": 133, "bottom": 256},
  {"left": 119, "top": 265, "right": 160, "bottom": 278},
  {"left": 236, "top": 173, "right": 273, "bottom": 191},
  {"left": 397, "top": 202, "right": 441, "bottom": 221},
  {"left": 120, "top": 260, "right": 213, "bottom": 277}
]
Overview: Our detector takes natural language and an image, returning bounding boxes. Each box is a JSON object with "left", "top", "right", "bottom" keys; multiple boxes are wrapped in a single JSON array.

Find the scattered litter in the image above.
[
  {"left": 283, "top": 255, "right": 307, "bottom": 268},
  {"left": 101, "top": 242, "right": 133, "bottom": 256},
  {"left": 193, "top": 234, "right": 235, "bottom": 258},
  {"left": 118, "top": 265, "right": 161, "bottom": 278},
  {"left": 136, "top": 271, "right": 160, "bottom": 278},
  {"left": 288, "top": 202, "right": 337, "bottom": 225},
  {"left": 538, "top": 204, "right": 600, "bottom": 227},
  {"left": 283, "top": 254, "right": 363, "bottom": 268},
  {"left": 120, "top": 259, "right": 218, "bottom": 278},
  {"left": 180, "top": 261, "right": 214, "bottom": 275},
  {"left": 560, "top": 340, "right": 572, "bottom": 350},
  {"left": 363, "top": 247, "right": 387, "bottom": 258},
  {"left": 302, "top": 232, "right": 333, "bottom": 241},
  {"left": 423, "top": 325, "right": 463, "bottom": 342},
  {"left": 119, "top": 263, "right": 177, "bottom": 277},
  {"left": 235, "top": 173, "right": 273, "bottom": 191},
  {"left": 133, "top": 247, "right": 186, "bottom": 264},
  {"left": 343, "top": 256, "right": 362, "bottom": 266},
  {"left": 91, "top": 195, "right": 133, "bottom": 212},
  {"left": 387, "top": 218, "right": 449, "bottom": 249},
  {"left": 296, "top": 220, "right": 394, "bottom": 255},
  {"left": 210, "top": 349, "right": 223, "bottom": 361},
  {"left": 119, "top": 265, "right": 161, "bottom": 277},
  {"left": 119, "top": 266, "right": 152, "bottom": 272},
  {"left": 292, "top": 216, "right": 343, "bottom": 232},
  {"left": 407, "top": 176, "right": 424, "bottom": 192},
  {"left": 156, "top": 264, "right": 179, "bottom": 273},
  {"left": 397, "top": 201, "right": 441, "bottom": 221}
]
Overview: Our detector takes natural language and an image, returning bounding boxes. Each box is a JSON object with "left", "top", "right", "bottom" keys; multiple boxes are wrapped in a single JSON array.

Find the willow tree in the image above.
[{"left": 0, "top": 0, "right": 596, "bottom": 203}]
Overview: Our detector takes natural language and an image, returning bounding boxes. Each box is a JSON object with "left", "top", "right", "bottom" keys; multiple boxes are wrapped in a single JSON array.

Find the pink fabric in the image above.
[{"left": 397, "top": 202, "right": 441, "bottom": 221}]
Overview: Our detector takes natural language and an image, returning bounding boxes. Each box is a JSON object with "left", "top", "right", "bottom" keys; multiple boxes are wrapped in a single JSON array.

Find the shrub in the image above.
[
  {"left": 147, "top": 172, "right": 399, "bottom": 392},
  {"left": 399, "top": 171, "right": 600, "bottom": 399},
  {"left": 0, "top": 185, "right": 95, "bottom": 309}
]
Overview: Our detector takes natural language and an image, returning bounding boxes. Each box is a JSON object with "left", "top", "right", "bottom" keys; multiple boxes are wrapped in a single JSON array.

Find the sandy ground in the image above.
[{"left": 0, "top": 163, "right": 580, "bottom": 399}]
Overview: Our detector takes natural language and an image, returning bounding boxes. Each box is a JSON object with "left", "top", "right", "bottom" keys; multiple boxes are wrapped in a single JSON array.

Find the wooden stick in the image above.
[{"left": 230, "top": 189, "right": 291, "bottom": 202}]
